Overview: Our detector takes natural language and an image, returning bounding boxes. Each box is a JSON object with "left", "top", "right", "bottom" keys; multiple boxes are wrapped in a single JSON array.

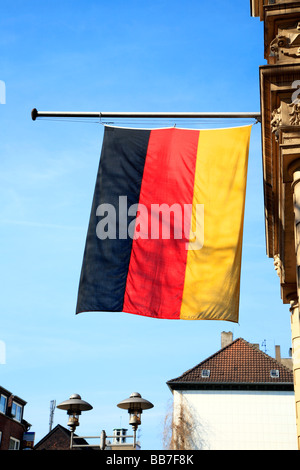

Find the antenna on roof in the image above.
[
  {"left": 261, "top": 339, "right": 267, "bottom": 353},
  {"left": 49, "top": 400, "right": 56, "bottom": 432}
]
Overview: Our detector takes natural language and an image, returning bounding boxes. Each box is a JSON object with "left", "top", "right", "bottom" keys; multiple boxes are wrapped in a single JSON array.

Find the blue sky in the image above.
[{"left": 0, "top": 1, "right": 293, "bottom": 450}]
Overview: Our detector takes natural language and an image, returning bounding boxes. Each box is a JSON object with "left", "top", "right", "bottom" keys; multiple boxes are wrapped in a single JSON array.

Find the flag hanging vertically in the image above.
[{"left": 76, "top": 125, "right": 251, "bottom": 322}]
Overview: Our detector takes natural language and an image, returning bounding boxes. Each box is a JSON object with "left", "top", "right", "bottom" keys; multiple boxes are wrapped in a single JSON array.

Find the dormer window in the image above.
[
  {"left": 270, "top": 369, "right": 279, "bottom": 378},
  {"left": 201, "top": 369, "right": 210, "bottom": 378},
  {"left": 11, "top": 401, "right": 22, "bottom": 422},
  {"left": 0, "top": 395, "right": 7, "bottom": 414}
]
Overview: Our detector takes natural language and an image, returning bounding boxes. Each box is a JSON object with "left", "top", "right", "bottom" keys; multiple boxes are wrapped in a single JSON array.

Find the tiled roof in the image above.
[{"left": 167, "top": 338, "right": 294, "bottom": 390}]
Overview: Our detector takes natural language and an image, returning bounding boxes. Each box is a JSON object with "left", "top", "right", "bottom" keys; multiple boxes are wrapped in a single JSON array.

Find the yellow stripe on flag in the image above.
[{"left": 180, "top": 125, "right": 252, "bottom": 322}]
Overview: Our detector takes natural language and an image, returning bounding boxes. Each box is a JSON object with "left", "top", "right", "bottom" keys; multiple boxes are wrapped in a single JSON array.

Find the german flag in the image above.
[{"left": 76, "top": 125, "right": 251, "bottom": 322}]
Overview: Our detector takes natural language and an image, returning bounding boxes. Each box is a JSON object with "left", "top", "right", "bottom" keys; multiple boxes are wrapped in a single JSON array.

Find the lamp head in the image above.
[
  {"left": 57, "top": 394, "right": 93, "bottom": 431},
  {"left": 117, "top": 393, "right": 154, "bottom": 430}
]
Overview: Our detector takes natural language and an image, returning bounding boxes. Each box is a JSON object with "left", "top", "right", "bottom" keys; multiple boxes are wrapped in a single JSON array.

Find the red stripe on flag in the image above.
[{"left": 123, "top": 128, "right": 200, "bottom": 319}]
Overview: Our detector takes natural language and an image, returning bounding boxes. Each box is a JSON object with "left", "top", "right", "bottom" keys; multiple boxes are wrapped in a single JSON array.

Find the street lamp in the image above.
[
  {"left": 57, "top": 392, "right": 153, "bottom": 449},
  {"left": 57, "top": 393, "right": 93, "bottom": 448},
  {"left": 117, "top": 392, "right": 154, "bottom": 447}
]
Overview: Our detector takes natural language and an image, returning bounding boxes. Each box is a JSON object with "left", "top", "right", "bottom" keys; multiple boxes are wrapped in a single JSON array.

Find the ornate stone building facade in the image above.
[{"left": 251, "top": 0, "right": 300, "bottom": 449}]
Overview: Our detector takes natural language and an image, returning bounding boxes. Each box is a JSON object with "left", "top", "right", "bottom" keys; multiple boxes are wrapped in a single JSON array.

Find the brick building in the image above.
[
  {"left": 34, "top": 424, "right": 92, "bottom": 450},
  {"left": 0, "top": 386, "right": 32, "bottom": 450}
]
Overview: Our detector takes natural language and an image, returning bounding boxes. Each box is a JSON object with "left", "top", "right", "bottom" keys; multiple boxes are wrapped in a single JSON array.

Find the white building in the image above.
[{"left": 167, "top": 332, "right": 297, "bottom": 450}]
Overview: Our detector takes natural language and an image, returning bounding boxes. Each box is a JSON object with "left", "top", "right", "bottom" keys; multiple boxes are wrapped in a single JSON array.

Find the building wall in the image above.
[
  {"left": 0, "top": 413, "right": 25, "bottom": 450},
  {"left": 34, "top": 427, "right": 71, "bottom": 450},
  {"left": 173, "top": 389, "right": 298, "bottom": 450}
]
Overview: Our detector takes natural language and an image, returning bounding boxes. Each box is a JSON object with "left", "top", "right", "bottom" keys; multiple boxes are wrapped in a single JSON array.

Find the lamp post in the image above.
[
  {"left": 57, "top": 392, "right": 153, "bottom": 449},
  {"left": 117, "top": 392, "right": 154, "bottom": 448},
  {"left": 56, "top": 394, "right": 93, "bottom": 449}
]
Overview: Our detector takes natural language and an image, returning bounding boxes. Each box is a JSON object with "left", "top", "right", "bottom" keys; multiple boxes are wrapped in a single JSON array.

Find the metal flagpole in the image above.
[{"left": 31, "top": 108, "right": 261, "bottom": 121}]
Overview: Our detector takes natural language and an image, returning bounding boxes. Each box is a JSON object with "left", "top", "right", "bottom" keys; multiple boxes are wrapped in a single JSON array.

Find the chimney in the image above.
[
  {"left": 221, "top": 331, "right": 233, "bottom": 349},
  {"left": 275, "top": 345, "right": 281, "bottom": 363},
  {"left": 113, "top": 428, "right": 128, "bottom": 444}
]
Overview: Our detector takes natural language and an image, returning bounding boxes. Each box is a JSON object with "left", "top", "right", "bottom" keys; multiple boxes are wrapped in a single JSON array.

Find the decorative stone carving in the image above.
[
  {"left": 270, "top": 35, "right": 290, "bottom": 58},
  {"left": 274, "top": 254, "right": 282, "bottom": 278},
  {"left": 271, "top": 106, "right": 282, "bottom": 140},
  {"left": 270, "top": 22, "right": 300, "bottom": 63},
  {"left": 288, "top": 102, "right": 300, "bottom": 126},
  {"left": 271, "top": 101, "right": 300, "bottom": 140}
]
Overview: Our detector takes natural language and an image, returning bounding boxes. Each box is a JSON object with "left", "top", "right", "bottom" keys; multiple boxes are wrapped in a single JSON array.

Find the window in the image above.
[
  {"left": 0, "top": 395, "right": 7, "bottom": 414},
  {"left": 270, "top": 369, "right": 279, "bottom": 378},
  {"left": 8, "top": 437, "right": 20, "bottom": 450},
  {"left": 11, "top": 402, "right": 22, "bottom": 422},
  {"left": 201, "top": 369, "right": 210, "bottom": 378}
]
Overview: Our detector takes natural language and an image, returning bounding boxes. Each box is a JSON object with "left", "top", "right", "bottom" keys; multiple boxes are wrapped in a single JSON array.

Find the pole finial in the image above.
[{"left": 31, "top": 108, "right": 38, "bottom": 120}]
